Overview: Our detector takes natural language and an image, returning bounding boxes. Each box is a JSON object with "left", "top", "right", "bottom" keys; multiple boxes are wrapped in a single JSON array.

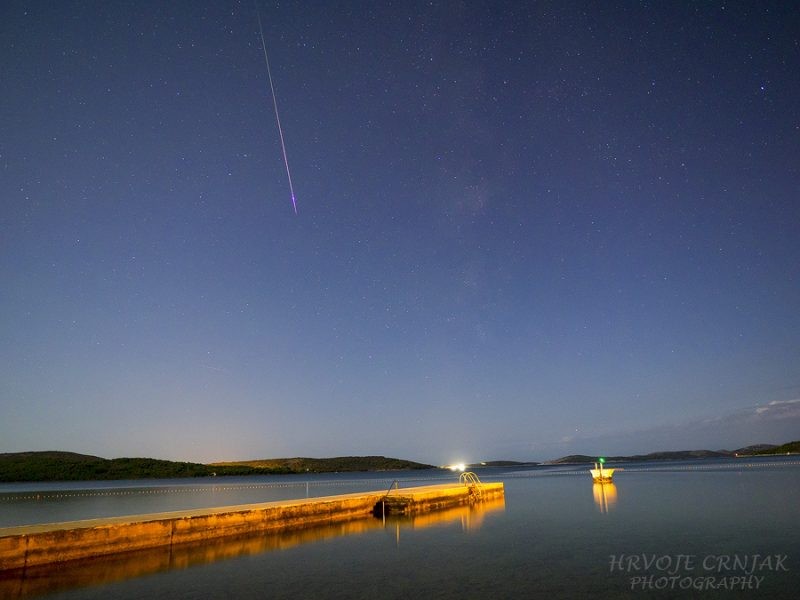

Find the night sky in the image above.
[{"left": 2, "top": 1, "right": 798, "bottom": 464}]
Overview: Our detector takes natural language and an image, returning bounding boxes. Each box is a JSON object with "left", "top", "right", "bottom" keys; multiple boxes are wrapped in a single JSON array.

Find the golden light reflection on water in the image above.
[
  {"left": 394, "top": 496, "right": 506, "bottom": 532},
  {"left": 0, "top": 499, "right": 506, "bottom": 599},
  {"left": 592, "top": 482, "right": 618, "bottom": 514},
  {"left": 382, "top": 496, "right": 506, "bottom": 546}
]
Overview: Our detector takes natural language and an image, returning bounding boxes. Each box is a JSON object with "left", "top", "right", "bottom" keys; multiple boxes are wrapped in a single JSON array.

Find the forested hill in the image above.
[
  {"left": 209, "top": 456, "right": 435, "bottom": 472},
  {"left": 0, "top": 451, "right": 268, "bottom": 482},
  {"left": 754, "top": 440, "right": 800, "bottom": 454},
  {"left": 549, "top": 441, "right": 799, "bottom": 464},
  {"left": 0, "top": 452, "right": 434, "bottom": 482}
]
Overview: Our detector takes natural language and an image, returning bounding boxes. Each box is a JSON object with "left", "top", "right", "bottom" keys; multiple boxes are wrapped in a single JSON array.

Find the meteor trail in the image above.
[{"left": 255, "top": 4, "right": 297, "bottom": 214}]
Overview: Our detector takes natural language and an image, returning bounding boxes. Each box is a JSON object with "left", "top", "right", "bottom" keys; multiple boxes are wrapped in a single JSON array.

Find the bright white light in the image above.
[{"left": 448, "top": 463, "right": 466, "bottom": 472}]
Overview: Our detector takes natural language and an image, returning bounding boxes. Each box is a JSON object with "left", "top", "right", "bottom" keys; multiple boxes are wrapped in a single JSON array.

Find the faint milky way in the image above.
[{"left": 0, "top": 1, "right": 798, "bottom": 463}]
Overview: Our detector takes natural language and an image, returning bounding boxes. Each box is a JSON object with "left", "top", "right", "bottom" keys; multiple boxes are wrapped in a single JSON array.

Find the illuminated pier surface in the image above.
[{"left": 0, "top": 482, "right": 504, "bottom": 571}]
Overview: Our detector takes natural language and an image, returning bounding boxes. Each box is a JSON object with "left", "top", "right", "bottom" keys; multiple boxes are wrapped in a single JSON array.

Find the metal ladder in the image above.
[
  {"left": 378, "top": 480, "right": 400, "bottom": 522},
  {"left": 459, "top": 471, "right": 483, "bottom": 501}
]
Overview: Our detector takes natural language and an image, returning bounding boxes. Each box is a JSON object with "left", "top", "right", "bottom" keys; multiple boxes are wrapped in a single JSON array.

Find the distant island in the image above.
[
  {"left": 548, "top": 441, "right": 800, "bottom": 464},
  {"left": 0, "top": 452, "right": 434, "bottom": 483}
]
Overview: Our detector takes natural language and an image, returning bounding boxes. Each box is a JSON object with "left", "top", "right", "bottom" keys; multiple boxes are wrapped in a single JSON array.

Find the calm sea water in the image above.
[{"left": 1, "top": 457, "right": 798, "bottom": 599}]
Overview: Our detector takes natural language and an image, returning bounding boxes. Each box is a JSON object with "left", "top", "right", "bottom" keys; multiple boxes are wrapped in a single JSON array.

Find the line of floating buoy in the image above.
[{"left": 0, "top": 476, "right": 463, "bottom": 502}]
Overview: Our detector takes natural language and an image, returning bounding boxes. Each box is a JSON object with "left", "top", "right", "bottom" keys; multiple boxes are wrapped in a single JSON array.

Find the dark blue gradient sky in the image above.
[{"left": 2, "top": 1, "right": 798, "bottom": 463}]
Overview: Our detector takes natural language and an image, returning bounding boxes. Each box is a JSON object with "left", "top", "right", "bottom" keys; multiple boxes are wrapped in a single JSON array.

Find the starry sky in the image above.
[{"left": 2, "top": 1, "right": 799, "bottom": 464}]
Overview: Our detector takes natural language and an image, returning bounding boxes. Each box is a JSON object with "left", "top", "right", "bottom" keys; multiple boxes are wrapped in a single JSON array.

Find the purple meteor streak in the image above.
[{"left": 255, "top": 4, "right": 297, "bottom": 214}]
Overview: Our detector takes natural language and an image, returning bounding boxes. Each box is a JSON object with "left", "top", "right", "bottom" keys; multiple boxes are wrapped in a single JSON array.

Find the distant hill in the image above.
[
  {"left": 549, "top": 451, "right": 729, "bottom": 464},
  {"left": 0, "top": 452, "right": 434, "bottom": 482},
  {"left": 549, "top": 454, "right": 599, "bottom": 464},
  {"left": 732, "top": 444, "right": 776, "bottom": 454},
  {"left": 0, "top": 451, "right": 270, "bottom": 482},
  {"left": 210, "top": 455, "right": 434, "bottom": 473},
  {"left": 468, "top": 460, "right": 539, "bottom": 467},
  {"left": 550, "top": 441, "right": 799, "bottom": 464},
  {"left": 750, "top": 440, "right": 799, "bottom": 455}
]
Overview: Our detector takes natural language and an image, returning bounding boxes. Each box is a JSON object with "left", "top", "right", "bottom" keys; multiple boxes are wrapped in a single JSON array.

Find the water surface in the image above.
[{"left": 1, "top": 457, "right": 798, "bottom": 598}]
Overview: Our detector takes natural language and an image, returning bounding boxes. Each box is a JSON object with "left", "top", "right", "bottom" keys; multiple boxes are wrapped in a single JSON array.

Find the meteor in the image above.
[{"left": 255, "top": 3, "right": 297, "bottom": 214}]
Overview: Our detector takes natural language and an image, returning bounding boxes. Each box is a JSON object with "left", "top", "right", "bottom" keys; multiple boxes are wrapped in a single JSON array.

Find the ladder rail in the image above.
[{"left": 459, "top": 471, "right": 483, "bottom": 501}]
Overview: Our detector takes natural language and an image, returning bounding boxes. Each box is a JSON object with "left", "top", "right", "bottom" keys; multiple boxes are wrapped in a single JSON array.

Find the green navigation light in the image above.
[{"left": 598, "top": 457, "right": 606, "bottom": 464}]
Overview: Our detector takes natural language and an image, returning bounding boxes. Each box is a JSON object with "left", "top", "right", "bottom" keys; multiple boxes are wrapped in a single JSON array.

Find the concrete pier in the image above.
[
  {"left": 378, "top": 481, "right": 504, "bottom": 515},
  {"left": 0, "top": 481, "right": 503, "bottom": 571}
]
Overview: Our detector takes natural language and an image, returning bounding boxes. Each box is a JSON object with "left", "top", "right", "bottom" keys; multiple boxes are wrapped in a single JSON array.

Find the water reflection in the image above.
[
  {"left": 398, "top": 496, "right": 505, "bottom": 532},
  {"left": 592, "top": 482, "right": 618, "bottom": 514},
  {"left": 382, "top": 496, "right": 506, "bottom": 546},
  {"left": 0, "top": 499, "right": 505, "bottom": 599}
]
